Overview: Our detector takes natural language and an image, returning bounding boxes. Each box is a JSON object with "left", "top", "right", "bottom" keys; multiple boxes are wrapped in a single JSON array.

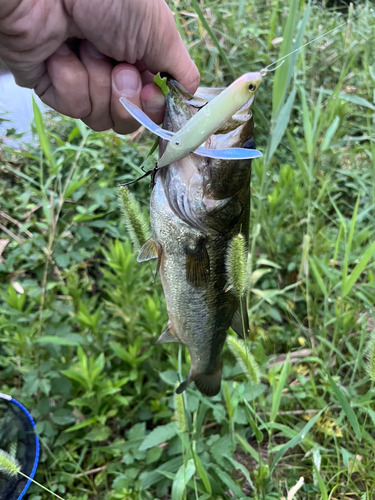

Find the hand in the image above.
[{"left": 0, "top": 0, "right": 200, "bottom": 133}]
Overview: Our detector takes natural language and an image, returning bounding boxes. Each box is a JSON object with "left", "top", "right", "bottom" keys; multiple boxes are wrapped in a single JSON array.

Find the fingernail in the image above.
[
  {"left": 86, "top": 42, "right": 106, "bottom": 59},
  {"left": 114, "top": 69, "right": 140, "bottom": 97},
  {"left": 55, "top": 44, "right": 70, "bottom": 56},
  {"left": 144, "top": 93, "right": 166, "bottom": 114}
]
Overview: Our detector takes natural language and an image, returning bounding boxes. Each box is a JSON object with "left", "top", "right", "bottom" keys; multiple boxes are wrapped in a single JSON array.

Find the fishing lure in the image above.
[
  {"left": 0, "top": 393, "right": 40, "bottom": 500},
  {"left": 120, "top": 71, "right": 264, "bottom": 167},
  {"left": 119, "top": 19, "right": 348, "bottom": 183}
]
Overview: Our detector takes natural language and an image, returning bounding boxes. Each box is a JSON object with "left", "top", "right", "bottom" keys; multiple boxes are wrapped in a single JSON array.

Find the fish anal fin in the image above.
[
  {"left": 137, "top": 238, "right": 158, "bottom": 262},
  {"left": 155, "top": 321, "right": 180, "bottom": 344},
  {"left": 185, "top": 239, "right": 210, "bottom": 288},
  {"left": 230, "top": 297, "right": 250, "bottom": 339}
]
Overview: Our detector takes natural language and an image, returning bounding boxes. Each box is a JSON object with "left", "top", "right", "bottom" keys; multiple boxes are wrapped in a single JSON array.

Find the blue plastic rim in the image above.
[{"left": 0, "top": 393, "right": 40, "bottom": 500}]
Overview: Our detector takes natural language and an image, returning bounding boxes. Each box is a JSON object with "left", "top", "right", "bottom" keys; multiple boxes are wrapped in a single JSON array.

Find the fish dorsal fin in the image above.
[
  {"left": 185, "top": 239, "right": 210, "bottom": 287},
  {"left": 230, "top": 297, "right": 249, "bottom": 339},
  {"left": 137, "top": 238, "right": 158, "bottom": 262},
  {"left": 155, "top": 322, "right": 180, "bottom": 344}
]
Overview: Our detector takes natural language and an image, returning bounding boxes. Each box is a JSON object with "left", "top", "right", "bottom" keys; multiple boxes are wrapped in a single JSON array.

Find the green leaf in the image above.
[
  {"left": 36, "top": 335, "right": 84, "bottom": 346},
  {"left": 342, "top": 195, "right": 360, "bottom": 291},
  {"left": 313, "top": 464, "right": 328, "bottom": 500},
  {"left": 270, "top": 408, "right": 325, "bottom": 473},
  {"left": 65, "top": 177, "right": 90, "bottom": 199},
  {"left": 64, "top": 416, "right": 97, "bottom": 433},
  {"left": 224, "top": 455, "right": 255, "bottom": 491},
  {"left": 210, "top": 464, "right": 244, "bottom": 498},
  {"left": 85, "top": 425, "right": 112, "bottom": 442},
  {"left": 265, "top": 86, "right": 297, "bottom": 165},
  {"left": 321, "top": 116, "right": 340, "bottom": 151},
  {"left": 192, "top": 444, "right": 211, "bottom": 494},
  {"left": 190, "top": 0, "right": 236, "bottom": 79},
  {"left": 316, "top": 89, "right": 375, "bottom": 111},
  {"left": 342, "top": 240, "right": 375, "bottom": 298},
  {"left": 270, "top": 352, "right": 290, "bottom": 422},
  {"left": 326, "top": 372, "right": 361, "bottom": 440},
  {"left": 51, "top": 409, "right": 76, "bottom": 426},
  {"left": 272, "top": 0, "right": 301, "bottom": 115},
  {"left": 309, "top": 257, "right": 328, "bottom": 297},
  {"left": 139, "top": 422, "right": 178, "bottom": 451},
  {"left": 171, "top": 459, "right": 195, "bottom": 500},
  {"left": 32, "top": 96, "right": 56, "bottom": 170}
]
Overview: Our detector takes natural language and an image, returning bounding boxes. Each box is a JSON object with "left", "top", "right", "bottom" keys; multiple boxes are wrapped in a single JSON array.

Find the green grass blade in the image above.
[
  {"left": 192, "top": 444, "right": 211, "bottom": 494},
  {"left": 190, "top": 0, "right": 236, "bottom": 79},
  {"left": 313, "top": 463, "right": 328, "bottom": 500},
  {"left": 272, "top": 0, "right": 300, "bottom": 116},
  {"left": 309, "top": 257, "right": 328, "bottom": 297},
  {"left": 342, "top": 240, "right": 375, "bottom": 297},
  {"left": 321, "top": 116, "right": 340, "bottom": 151},
  {"left": 270, "top": 352, "right": 290, "bottom": 422},
  {"left": 326, "top": 372, "right": 361, "bottom": 440},
  {"left": 171, "top": 459, "right": 195, "bottom": 500},
  {"left": 286, "top": 130, "right": 311, "bottom": 184},
  {"left": 342, "top": 195, "right": 360, "bottom": 291},
  {"left": 32, "top": 96, "right": 56, "bottom": 170},
  {"left": 270, "top": 408, "right": 325, "bottom": 474},
  {"left": 299, "top": 86, "right": 313, "bottom": 158},
  {"left": 265, "top": 86, "right": 297, "bottom": 165}
]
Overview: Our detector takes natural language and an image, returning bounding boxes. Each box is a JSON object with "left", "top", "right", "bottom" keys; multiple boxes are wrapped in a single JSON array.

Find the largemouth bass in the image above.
[{"left": 138, "top": 78, "right": 256, "bottom": 397}]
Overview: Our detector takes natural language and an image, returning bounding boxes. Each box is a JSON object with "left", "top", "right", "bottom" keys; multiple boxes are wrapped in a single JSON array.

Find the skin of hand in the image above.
[{"left": 0, "top": 0, "right": 200, "bottom": 133}]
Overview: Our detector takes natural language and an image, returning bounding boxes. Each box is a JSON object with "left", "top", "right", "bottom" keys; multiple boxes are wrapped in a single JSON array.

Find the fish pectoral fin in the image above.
[
  {"left": 119, "top": 97, "right": 175, "bottom": 141},
  {"left": 185, "top": 239, "right": 210, "bottom": 287},
  {"left": 230, "top": 297, "right": 250, "bottom": 339},
  {"left": 155, "top": 322, "right": 180, "bottom": 344},
  {"left": 137, "top": 238, "right": 158, "bottom": 262},
  {"left": 194, "top": 145, "right": 263, "bottom": 160}
]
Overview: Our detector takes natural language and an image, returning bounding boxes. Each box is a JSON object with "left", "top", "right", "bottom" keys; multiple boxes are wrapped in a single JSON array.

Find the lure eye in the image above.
[
  {"left": 248, "top": 83, "right": 256, "bottom": 91},
  {"left": 175, "top": 141, "right": 180, "bottom": 146}
]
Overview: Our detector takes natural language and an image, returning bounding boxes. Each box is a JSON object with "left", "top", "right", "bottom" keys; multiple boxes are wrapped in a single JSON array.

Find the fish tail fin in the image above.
[{"left": 194, "top": 363, "right": 222, "bottom": 397}]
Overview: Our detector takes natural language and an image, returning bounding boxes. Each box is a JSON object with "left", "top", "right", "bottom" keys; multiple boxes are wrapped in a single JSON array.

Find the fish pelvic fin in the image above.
[
  {"left": 155, "top": 322, "right": 180, "bottom": 344},
  {"left": 194, "top": 362, "right": 223, "bottom": 397},
  {"left": 175, "top": 379, "right": 190, "bottom": 394}
]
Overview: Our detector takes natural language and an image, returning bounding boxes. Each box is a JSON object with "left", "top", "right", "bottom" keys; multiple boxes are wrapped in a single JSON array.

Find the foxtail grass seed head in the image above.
[
  {"left": 366, "top": 330, "right": 375, "bottom": 381},
  {"left": 0, "top": 449, "right": 21, "bottom": 477},
  {"left": 174, "top": 389, "right": 187, "bottom": 433},
  {"left": 226, "top": 234, "right": 248, "bottom": 298},
  {"left": 227, "top": 336, "right": 260, "bottom": 384},
  {"left": 118, "top": 186, "right": 149, "bottom": 249}
]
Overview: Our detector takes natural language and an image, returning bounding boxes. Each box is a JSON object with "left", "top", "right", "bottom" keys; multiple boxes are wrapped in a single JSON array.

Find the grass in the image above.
[{"left": 1, "top": 0, "right": 375, "bottom": 498}]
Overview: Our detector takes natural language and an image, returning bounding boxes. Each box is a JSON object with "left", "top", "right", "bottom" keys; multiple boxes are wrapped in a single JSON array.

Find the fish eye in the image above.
[
  {"left": 248, "top": 83, "right": 256, "bottom": 91},
  {"left": 175, "top": 141, "right": 180, "bottom": 146}
]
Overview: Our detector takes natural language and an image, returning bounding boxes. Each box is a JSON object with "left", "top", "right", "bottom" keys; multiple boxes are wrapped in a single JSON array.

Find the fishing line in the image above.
[
  {"left": 263, "top": 20, "right": 349, "bottom": 73},
  {"left": 0, "top": 393, "right": 40, "bottom": 500}
]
